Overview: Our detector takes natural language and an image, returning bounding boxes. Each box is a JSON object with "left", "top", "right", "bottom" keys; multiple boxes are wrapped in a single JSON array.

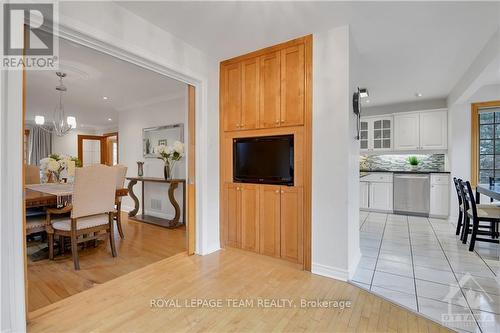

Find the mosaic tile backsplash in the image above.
[{"left": 360, "top": 154, "right": 446, "bottom": 172}]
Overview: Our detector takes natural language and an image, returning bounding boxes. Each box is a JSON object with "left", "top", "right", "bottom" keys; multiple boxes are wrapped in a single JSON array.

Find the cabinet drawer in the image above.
[
  {"left": 430, "top": 174, "right": 449, "bottom": 185},
  {"left": 362, "top": 173, "right": 393, "bottom": 183}
]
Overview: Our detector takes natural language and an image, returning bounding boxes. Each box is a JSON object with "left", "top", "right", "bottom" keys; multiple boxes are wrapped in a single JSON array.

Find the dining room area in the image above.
[{"left": 22, "top": 36, "right": 193, "bottom": 312}]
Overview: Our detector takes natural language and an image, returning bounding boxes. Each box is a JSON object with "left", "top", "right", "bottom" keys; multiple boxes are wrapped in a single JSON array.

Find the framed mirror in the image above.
[{"left": 143, "top": 123, "right": 184, "bottom": 158}]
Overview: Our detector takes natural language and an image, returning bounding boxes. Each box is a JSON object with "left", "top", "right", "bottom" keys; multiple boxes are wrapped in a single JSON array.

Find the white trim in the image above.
[
  {"left": 311, "top": 263, "right": 350, "bottom": 281},
  {"left": 348, "top": 251, "right": 361, "bottom": 280}
]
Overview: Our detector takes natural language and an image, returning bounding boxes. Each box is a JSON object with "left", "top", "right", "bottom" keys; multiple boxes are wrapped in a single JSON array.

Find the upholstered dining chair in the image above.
[
  {"left": 459, "top": 180, "right": 500, "bottom": 251},
  {"left": 46, "top": 164, "right": 118, "bottom": 270},
  {"left": 113, "top": 165, "right": 128, "bottom": 239}
]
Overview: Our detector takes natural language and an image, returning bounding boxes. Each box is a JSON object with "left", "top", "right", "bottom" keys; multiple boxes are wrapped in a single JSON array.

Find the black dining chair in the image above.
[
  {"left": 453, "top": 177, "right": 464, "bottom": 236},
  {"left": 459, "top": 180, "right": 500, "bottom": 251}
]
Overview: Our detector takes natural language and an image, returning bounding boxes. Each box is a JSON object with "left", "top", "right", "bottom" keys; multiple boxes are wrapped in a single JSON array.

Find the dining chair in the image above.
[
  {"left": 453, "top": 178, "right": 464, "bottom": 236},
  {"left": 46, "top": 164, "right": 118, "bottom": 270},
  {"left": 113, "top": 165, "right": 128, "bottom": 239},
  {"left": 25, "top": 164, "right": 41, "bottom": 184},
  {"left": 459, "top": 180, "right": 500, "bottom": 251}
]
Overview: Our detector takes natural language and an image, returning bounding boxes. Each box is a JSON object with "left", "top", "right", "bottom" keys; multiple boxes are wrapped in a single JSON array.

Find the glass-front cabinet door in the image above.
[
  {"left": 359, "top": 116, "right": 393, "bottom": 152},
  {"left": 360, "top": 120, "right": 369, "bottom": 151}
]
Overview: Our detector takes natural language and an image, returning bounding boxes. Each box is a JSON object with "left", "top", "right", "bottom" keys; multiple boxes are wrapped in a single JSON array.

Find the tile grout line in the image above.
[
  {"left": 369, "top": 213, "right": 388, "bottom": 289},
  {"left": 406, "top": 215, "right": 419, "bottom": 312},
  {"left": 359, "top": 212, "right": 369, "bottom": 231},
  {"left": 426, "top": 217, "right": 483, "bottom": 333}
]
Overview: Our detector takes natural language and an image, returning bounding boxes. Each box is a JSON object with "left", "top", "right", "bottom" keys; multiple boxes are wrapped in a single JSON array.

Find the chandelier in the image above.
[{"left": 35, "top": 72, "right": 76, "bottom": 137}]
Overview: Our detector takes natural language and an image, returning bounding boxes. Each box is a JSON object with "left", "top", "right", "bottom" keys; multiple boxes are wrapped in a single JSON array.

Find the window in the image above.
[{"left": 471, "top": 101, "right": 500, "bottom": 186}]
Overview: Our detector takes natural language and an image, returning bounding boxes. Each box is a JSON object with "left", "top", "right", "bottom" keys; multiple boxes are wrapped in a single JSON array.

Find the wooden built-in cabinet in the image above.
[
  {"left": 225, "top": 183, "right": 303, "bottom": 264},
  {"left": 220, "top": 35, "right": 312, "bottom": 269},
  {"left": 221, "top": 40, "right": 306, "bottom": 131}
]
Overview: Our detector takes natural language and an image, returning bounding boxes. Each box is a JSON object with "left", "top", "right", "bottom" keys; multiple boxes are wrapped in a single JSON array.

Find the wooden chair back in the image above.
[{"left": 25, "top": 165, "right": 40, "bottom": 184}]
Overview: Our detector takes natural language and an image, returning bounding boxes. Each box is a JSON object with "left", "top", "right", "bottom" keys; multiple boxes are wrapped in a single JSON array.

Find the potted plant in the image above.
[
  {"left": 407, "top": 155, "right": 419, "bottom": 170},
  {"left": 155, "top": 141, "right": 184, "bottom": 180}
]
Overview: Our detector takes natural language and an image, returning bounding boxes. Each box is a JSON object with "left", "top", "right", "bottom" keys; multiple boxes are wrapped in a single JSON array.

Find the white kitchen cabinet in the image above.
[
  {"left": 360, "top": 116, "right": 393, "bottom": 152},
  {"left": 360, "top": 181, "right": 369, "bottom": 209},
  {"left": 420, "top": 110, "right": 447, "bottom": 150},
  {"left": 394, "top": 113, "right": 420, "bottom": 150},
  {"left": 394, "top": 109, "right": 447, "bottom": 151},
  {"left": 369, "top": 182, "right": 393, "bottom": 211},
  {"left": 430, "top": 174, "right": 450, "bottom": 217}
]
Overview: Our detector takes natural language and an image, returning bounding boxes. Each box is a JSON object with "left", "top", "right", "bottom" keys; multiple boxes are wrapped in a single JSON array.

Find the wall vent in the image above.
[{"left": 151, "top": 198, "right": 162, "bottom": 210}]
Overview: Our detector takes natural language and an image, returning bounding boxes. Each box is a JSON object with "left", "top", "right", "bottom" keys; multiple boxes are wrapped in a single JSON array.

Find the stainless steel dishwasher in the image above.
[{"left": 393, "top": 173, "right": 430, "bottom": 216}]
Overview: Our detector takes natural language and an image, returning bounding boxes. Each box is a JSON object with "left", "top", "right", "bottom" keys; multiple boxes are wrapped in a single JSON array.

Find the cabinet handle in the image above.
[
  {"left": 280, "top": 120, "right": 285, "bottom": 123},
  {"left": 236, "top": 187, "right": 240, "bottom": 190},
  {"left": 275, "top": 190, "right": 279, "bottom": 193},
  {"left": 240, "top": 124, "right": 244, "bottom": 128},
  {"left": 275, "top": 120, "right": 279, "bottom": 124},
  {"left": 281, "top": 190, "right": 284, "bottom": 194}
]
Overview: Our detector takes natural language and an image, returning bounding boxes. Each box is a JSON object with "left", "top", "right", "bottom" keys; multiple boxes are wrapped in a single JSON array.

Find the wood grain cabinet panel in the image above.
[
  {"left": 280, "top": 186, "right": 303, "bottom": 264},
  {"left": 259, "top": 51, "right": 281, "bottom": 129},
  {"left": 241, "top": 58, "right": 260, "bottom": 130},
  {"left": 280, "top": 44, "right": 305, "bottom": 127},
  {"left": 259, "top": 185, "right": 281, "bottom": 257},
  {"left": 240, "top": 184, "right": 259, "bottom": 252},
  {"left": 225, "top": 183, "right": 241, "bottom": 247},
  {"left": 222, "top": 63, "right": 242, "bottom": 131}
]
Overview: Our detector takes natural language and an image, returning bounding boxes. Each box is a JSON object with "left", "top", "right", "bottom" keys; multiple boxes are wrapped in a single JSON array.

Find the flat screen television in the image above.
[{"left": 233, "top": 135, "right": 294, "bottom": 185}]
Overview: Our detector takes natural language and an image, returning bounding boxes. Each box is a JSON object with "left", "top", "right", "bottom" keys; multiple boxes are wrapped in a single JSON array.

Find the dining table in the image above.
[
  {"left": 475, "top": 183, "right": 500, "bottom": 203},
  {"left": 25, "top": 184, "right": 128, "bottom": 208}
]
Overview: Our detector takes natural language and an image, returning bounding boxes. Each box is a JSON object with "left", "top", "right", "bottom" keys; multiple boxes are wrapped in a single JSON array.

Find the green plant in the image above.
[{"left": 407, "top": 156, "right": 419, "bottom": 166}]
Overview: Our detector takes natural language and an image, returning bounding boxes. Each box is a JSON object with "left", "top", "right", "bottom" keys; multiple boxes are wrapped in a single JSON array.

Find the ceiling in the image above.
[
  {"left": 26, "top": 37, "right": 187, "bottom": 129},
  {"left": 119, "top": 1, "right": 500, "bottom": 106}
]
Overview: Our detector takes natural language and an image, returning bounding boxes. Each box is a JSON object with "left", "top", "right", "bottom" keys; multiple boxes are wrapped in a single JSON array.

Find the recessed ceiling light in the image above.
[
  {"left": 415, "top": 92, "right": 423, "bottom": 97},
  {"left": 102, "top": 96, "right": 109, "bottom": 100},
  {"left": 107, "top": 118, "right": 112, "bottom": 121}
]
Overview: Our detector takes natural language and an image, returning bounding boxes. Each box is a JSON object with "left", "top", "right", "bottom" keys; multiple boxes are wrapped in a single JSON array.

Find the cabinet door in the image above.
[
  {"left": 394, "top": 113, "right": 420, "bottom": 150},
  {"left": 372, "top": 117, "right": 393, "bottom": 151},
  {"left": 360, "top": 119, "right": 370, "bottom": 151},
  {"left": 259, "top": 185, "right": 281, "bottom": 257},
  {"left": 241, "top": 58, "right": 260, "bottom": 130},
  {"left": 259, "top": 51, "right": 281, "bottom": 128},
  {"left": 225, "top": 183, "right": 241, "bottom": 247},
  {"left": 360, "top": 182, "right": 369, "bottom": 209},
  {"left": 420, "top": 110, "right": 447, "bottom": 150},
  {"left": 430, "top": 184, "right": 449, "bottom": 216},
  {"left": 369, "top": 182, "right": 393, "bottom": 211},
  {"left": 221, "top": 63, "right": 242, "bottom": 131},
  {"left": 280, "top": 44, "right": 304, "bottom": 127},
  {"left": 280, "top": 187, "right": 303, "bottom": 264},
  {"left": 240, "top": 184, "right": 259, "bottom": 252}
]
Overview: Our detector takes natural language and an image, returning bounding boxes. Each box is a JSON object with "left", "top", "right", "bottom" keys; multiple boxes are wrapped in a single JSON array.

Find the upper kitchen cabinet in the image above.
[
  {"left": 419, "top": 110, "right": 447, "bottom": 150},
  {"left": 280, "top": 44, "right": 305, "bottom": 127},
  {"left": 394, "top": 110, "right": 447, "bottom": 151},
  {"left": 360, "top": 116, "right": 393, "bottom": 152},
  {"left": 241, "top": 57, "right": 260, "bottom": 130}
]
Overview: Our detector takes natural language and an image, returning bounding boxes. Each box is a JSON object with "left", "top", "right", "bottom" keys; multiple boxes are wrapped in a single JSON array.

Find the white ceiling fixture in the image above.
[
  {"left": 35, "top": 72, "right": 77, "bottom": 137},
  {"left": 415, "top": 92, "right": 423, "bottom": 98},
  {"left": 102, "top": 96, "right": 109, "bottom": 100}
]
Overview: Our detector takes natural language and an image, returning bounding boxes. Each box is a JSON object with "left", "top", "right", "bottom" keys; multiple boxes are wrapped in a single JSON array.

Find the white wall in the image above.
[
  {"left": 362, "top": 98, "right": 448, "bottom": 117},
  {"left": 448, "top": 84, "right": 500, "bottom": 214},
  {"left": 52, "top": 128, "right": 96, "bottom": 157},
  {"left": 312, "top": 25, "right": 360, "bottom": 281},
  {"left": 119, "top": 93, "right": 188, "bottom": 221}
]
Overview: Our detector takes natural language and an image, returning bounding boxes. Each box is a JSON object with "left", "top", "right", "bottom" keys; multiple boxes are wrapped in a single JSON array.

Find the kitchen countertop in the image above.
[{"left": 360, "top": 169, "right": 450, "bottom": 175}]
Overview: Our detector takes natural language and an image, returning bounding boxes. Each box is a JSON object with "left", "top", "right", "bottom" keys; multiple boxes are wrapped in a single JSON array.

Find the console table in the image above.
[{"left": 126, "top": 177, "right": 186, "bottom": 228}]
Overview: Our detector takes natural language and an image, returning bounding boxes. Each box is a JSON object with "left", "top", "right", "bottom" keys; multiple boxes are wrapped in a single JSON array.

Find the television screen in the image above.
[{"left": 233, "top": 135, "right": 294, "bottom": 185}]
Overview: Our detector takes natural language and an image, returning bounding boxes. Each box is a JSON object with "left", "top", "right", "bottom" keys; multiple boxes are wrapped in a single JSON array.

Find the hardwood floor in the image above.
[
  {"left": 28, "top": 248, "right": 449, "bottom": 332},
  {"left": 27, "top": 212, "right": 186, "bottom": 312}
]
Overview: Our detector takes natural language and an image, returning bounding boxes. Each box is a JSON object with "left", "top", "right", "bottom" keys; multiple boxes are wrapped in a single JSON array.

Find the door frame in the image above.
[
  {"left": 77, "top": 134, "right": 107, "bottom": 165},
  {"left": 6, "top": 21, "right": 207, "bottom": 326}
]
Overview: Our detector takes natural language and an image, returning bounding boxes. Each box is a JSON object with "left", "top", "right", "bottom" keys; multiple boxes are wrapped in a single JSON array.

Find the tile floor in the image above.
[{"left": 352, "top": 211, "right": 500, "bottom": 333}]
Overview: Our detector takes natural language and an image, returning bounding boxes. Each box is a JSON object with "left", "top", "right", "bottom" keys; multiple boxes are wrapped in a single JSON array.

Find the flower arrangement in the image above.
[
  {"left": 40, "top": 154, "right": 82, "bottom": 183},
  {"left": 155, "top": 141, "right": 184, "bottom": 179}
]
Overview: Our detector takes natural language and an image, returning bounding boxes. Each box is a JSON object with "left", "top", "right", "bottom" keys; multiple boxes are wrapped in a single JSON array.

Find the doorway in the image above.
[{"left": 22, "top": 35, "right": 197, "bottom": 313}]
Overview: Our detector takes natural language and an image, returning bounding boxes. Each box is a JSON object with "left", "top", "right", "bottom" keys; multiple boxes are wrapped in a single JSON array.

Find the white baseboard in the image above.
[
  {"left": 312, "top": 263, "right": 349, "bottom": 281},
  {"left": 348, "top": 251, "right": 361, "bottom": 280},
  {"left": 200, "top": 243, "right": 221, "bottom": 256}
]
